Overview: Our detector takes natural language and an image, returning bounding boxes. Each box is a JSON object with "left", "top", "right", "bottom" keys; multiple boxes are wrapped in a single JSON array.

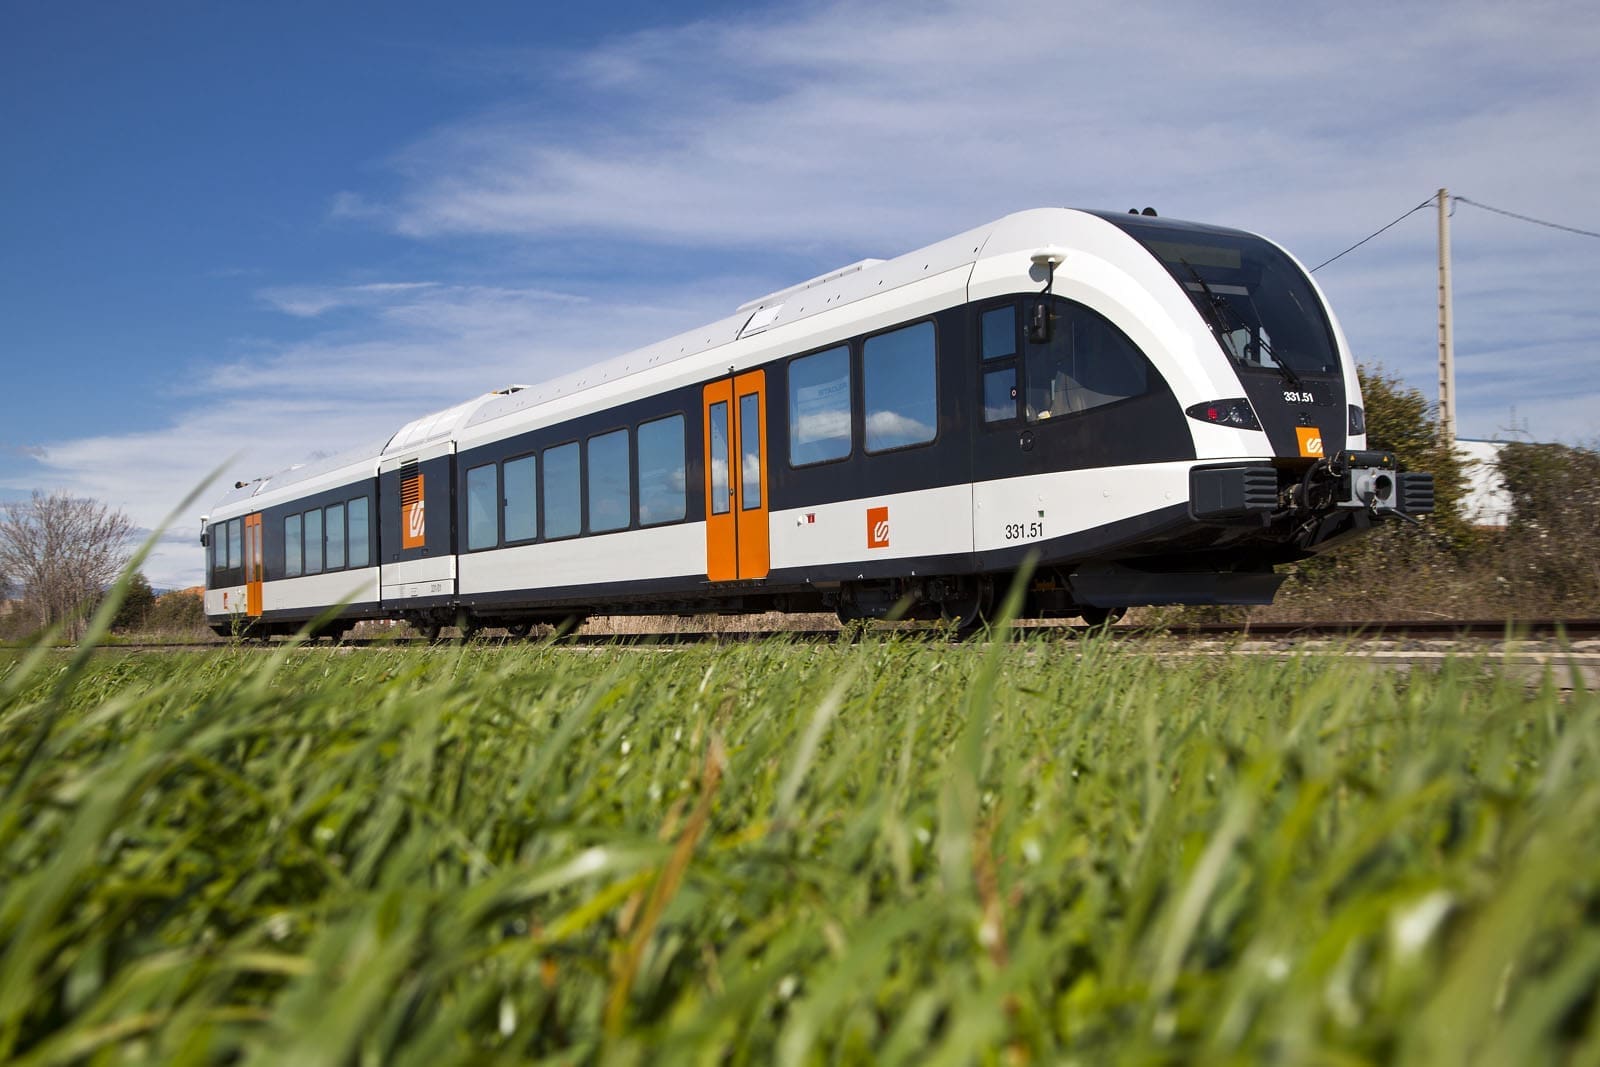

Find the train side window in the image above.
[
  {"left": 981, "top": 304, "right": 1021, "bottom": 423},
  {"left": 284, "top": 514, "right": 303, "bottom": 578},
  {"left": 1023, "top": 299, "right": 1151, "bottom": 422},
  {"left": 466, "top": 463, "right": 498, "bottom": 550},
  {"left": 587, "top": 428, "right": 631, "bottom": 533},
  {"left": 326, "top": 502, "right": 346, "bottom": 569},
  {"left": 227, "top": 519, "right": 242, "bottom": 576},
  {"left": 864, "top": 321, "right": 937, "bottom": 453},
  {"left": 789, "top": 344, "right": 851, "bottom": 465},
  {"left": 348, "top": 498, "right": 370, "bottom": 568},
  {"left": 637, "top": 415, "right": 686, "bottom": 525},
  {"left": 503, "top": 455, "right": 538, "bottom": 543},
  {"left": 211, "top": 526, "right": 226, "bottom": 576},
  {"left": 304, "top": 509, "right": 323, "bottom": 574},
  {"left": 981, "top": 306, "right": 1016, "bottom": 359},
  {"left": 543, "top": 442, "right": 581, "bottom": 539}
]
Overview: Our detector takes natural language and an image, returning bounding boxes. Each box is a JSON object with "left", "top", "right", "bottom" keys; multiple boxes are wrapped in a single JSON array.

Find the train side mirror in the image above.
[
  {"left": 200, "top": 531, "right": 210, "bottom": 547},
  {"left": 1028, "top": 302, "right": 1053, "bottom": 344}
]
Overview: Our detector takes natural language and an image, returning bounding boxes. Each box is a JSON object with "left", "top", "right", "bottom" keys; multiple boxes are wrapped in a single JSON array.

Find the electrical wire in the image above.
[
  {"left": 1452, "top": 196, "right": 1600, "bottom": 240},
  {"left": 1310, "top": 197, "right": 1436, "bottom": 273}
]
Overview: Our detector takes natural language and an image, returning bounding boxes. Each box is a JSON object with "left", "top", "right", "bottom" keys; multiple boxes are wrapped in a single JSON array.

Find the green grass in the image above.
[{"left": 2, "top": 629, "right": 1598, "bottom": 1065}]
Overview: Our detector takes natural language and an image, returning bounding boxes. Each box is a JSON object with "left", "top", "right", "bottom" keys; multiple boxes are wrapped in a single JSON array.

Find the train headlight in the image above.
[{"left": 1185, "top": 398, "right": 1261, "bottom": 430}]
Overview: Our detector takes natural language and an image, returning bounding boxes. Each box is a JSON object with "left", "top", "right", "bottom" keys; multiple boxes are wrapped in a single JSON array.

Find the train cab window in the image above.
[
  {"left": 211, "top": 525, "right": 227, "bottom": 577},
  {"left": 981, "top": 307, "right": 1016, "bottom": 359},
  {"left": 284, "top": 514, "right": 303, "bottom": 578},
  {"left": 864, "top": 321, "right": 937, "bottom": 453},
  {"left": 503, "top": 455, "right": 538, "bottom": 543},
  {"left": 227, "top": 519, "right": 242, "bottom": 576},
  {"left": 326, "top": 503, "right": 346, "bottom": 569},
  {"left": 637, "top": 415, "right": 686, "bottom": 525},
  {"left": 1023, "top": 299, "right": 1150, "bottom": 422},
  {"left": 980, "top": 305, "right": 1020, "bottom": 423},
  {"left": 348, "top": 497, "right": 370, "bottom": 568},
  {"left": 466, "top": 463, "right": 498, "bottom": 551},
  {"left": 587, "top": 429, "right": 631, "bottom": 533},
  {"left": 304, "top": 509, "right": 323, "bottom": 574},
  {"left": 789, "top": 345, "right": 851, "bottom": 465},
  {"left": 543, "top": 442, "right": 581, "bottom": 539}
]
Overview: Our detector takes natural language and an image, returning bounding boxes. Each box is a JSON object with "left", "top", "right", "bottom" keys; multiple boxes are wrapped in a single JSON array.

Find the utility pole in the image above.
[{"left": 1437, "top": 187, "right": 1456, "bottom": 442}]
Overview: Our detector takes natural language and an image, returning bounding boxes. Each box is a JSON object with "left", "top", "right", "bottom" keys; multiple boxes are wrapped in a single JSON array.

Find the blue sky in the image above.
[{"left": 3, "top": 0, "right": 1598, "bottom": 587}]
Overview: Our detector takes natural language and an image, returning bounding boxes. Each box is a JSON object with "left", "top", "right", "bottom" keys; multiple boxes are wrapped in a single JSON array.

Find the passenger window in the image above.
[
  {"left": 212, "top": 526, "right": 226, "bottom": 575},
  {"left": 1024, "top": 300, "right": 1151, "bottom": 422},
  {"left": 227, "top": 520, "right": 242, "bottom": 575},
  {"left": 284, "top": 514, "right": 303, "bottom": 577},
  {"left": 304, "top": 509, "right": 323, "bottom": 574},
  {"left": 543, "top": 442, "right": 581, "bottom": 539},
  {"left": 981, "top": 306, "right": 1016, "bottom": 359},
  {"left": 788, "top": 345, "right": 851, "bottom": 465},
  {"left": 864, "top": 321, "right": 937, "bottom": 452},
  {"left": 348, "top": 498, "right": 370, "bottom": 568},
  {"left": 326, "top": 503, "right": 346, "bottom": 569},
  {"left": 466, "top": 463, "right": 498, "bottom": 550},
  {"left": 637, "top": 415, "right": 686, "bottom": 525},
  {"left": 587, "top": 429, "right": 631, "bottom": 533},
  {"left": 503, "top": 455, "right": 538, "bottom": 542}
]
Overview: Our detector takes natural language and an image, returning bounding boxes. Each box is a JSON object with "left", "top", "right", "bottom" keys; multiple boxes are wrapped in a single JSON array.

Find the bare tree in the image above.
[{"left": 0, "top": 491, "right": 136, "bottom": 639}]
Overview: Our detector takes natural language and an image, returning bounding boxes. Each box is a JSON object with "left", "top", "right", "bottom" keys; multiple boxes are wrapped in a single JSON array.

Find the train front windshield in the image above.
[{"left": 1100, "top": 213, "right": 1341, "bottom": 381}]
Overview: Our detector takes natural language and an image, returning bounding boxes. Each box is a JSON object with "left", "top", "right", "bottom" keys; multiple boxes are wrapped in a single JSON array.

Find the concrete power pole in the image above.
[{"left": 1437, "top": 187, "right": 1457, "bottom": 442}]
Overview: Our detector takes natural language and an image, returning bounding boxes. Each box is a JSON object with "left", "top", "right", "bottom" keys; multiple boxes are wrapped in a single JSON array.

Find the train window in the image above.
[
  {"left": 637, "top": 415, "right": 686, "bottom": 525},
  {"left": 739, "top": 394, "right": 761, "bottom": 510},
  {"left": 503, "top": 455, "right": 538, "bottom": 543},
  {"left": 466, "top": 463, "right": 498, "bottom": 551},
  {"left": 709, "top": 402, "right": 731, "bottom": 515},
  {"left": 284, "top": 514, "right": 303, "bottom": 577},
  {"left": 864, "top": 321, "right": 937, "bottom": 453},
  {"left": 227, "top": 520, "right": 242, "bottom": 576},
  {"left": 348, "top": 498, "right": 370, "bottom": 568},
  {"left": 211, "top": 526, "right": 226, "bottom": 576},
  {"left": 984, "top": 368, "right": 1019, "bottom": 422},
  {"left": 789, "top": 345, "right": 851, "bottom": 465},
  {"left": 304, "top": 509, "right": 323, "bottom": 574},
  {"left": 326, "top": 503, "right": 346, "bottom": 569},
  {"left": 543, "top": 442, "right": 581, "bottom": 539},
  {"left": 587, "top": 429, "right": 631, "bottom": 533},
  {"left": 1024, "top": 300, "right": 1150, "bottom": 422},
  {"left": 981, "top": 306, "right": 1016, "bottom": 360}
]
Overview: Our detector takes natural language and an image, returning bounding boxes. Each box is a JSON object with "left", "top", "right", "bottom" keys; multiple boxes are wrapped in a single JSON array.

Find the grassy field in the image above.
[{"left": 2, "top": 625, "right": 1599, "bottom": 1065}]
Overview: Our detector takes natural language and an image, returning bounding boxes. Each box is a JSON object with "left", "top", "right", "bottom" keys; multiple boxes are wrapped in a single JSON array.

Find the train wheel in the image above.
[
  {"left": 1078, "top": 606, "right": 1126, "bottom": 628},
  {"left": 419, "top": 622, "right": 443, "bottom": 644},
  {"left": 506, "top": 622, "right": 532, "bottom": 639},
  {"left": 940, "top": 579, "right": 992, "bottom": 640}
]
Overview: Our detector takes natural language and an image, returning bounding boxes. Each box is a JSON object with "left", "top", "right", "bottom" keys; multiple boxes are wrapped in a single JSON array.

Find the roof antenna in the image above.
[{"left": 1142, "top": 207, "right": 1158, "bottom": 216}]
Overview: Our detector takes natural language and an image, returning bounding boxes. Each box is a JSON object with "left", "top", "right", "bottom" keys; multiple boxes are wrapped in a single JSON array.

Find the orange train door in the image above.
[
  {"left": 244, "top": 512, "right": 264, "bottom": 617},
  {"left": 702, "top": 370, "right": 769, "bottom": 581}
]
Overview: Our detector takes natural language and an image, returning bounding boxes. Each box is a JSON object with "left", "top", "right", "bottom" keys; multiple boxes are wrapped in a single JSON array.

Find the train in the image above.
[{"left": 201, "top": 206, "right": 1434, "bottom": 638}]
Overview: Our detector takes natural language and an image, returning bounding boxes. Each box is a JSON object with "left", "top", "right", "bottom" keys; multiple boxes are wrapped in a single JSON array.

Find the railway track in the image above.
[{"left": 29, "top": 616, "right": 1600, "bottom": 653}]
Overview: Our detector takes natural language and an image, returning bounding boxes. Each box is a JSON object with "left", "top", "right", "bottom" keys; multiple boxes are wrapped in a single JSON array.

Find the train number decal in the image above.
[{"left": 1004, "top": 520, "right": 1045, "bottom": 541}]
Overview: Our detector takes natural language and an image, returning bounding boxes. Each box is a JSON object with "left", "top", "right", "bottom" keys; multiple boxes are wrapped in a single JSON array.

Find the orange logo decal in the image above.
[
  {"left": 1296, "top": 427, "right": 1324, "bottom": 458},
  {"left": 867, "top": 505, "right": 889, "bottom": 549},
  {"left": 401, "top": 471, "right": 426, "bottom": 549}
]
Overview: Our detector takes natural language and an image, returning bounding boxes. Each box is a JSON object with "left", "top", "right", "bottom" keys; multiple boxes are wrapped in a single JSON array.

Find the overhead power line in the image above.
[
  {"left": 1310, "top": 197, "right": 1436, "bottom": 273},
  {"left": 1452, "top": 196, "right": 1600, "bottom": 241}
]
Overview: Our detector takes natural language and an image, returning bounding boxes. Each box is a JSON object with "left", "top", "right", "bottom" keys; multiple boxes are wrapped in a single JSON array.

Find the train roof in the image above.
[{"left": 206, "top": 206, "right": 1240, "bottom": 517}]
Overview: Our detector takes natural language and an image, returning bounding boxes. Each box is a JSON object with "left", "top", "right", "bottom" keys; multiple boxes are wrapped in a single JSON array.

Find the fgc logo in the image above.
[{"left": 867, "top": 506, "right": 889, "bottom": 549}]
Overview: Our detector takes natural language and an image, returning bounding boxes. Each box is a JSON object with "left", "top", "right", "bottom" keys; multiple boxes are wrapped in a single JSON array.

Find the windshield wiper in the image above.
[{"left": 1180, "top": 258, "right": 1305, "bottom": 389}]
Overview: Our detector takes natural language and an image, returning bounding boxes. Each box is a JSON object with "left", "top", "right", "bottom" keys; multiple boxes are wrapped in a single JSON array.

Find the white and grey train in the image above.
[{"left": 202, "top": 207, "right": 1433, "bottom": 637}]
